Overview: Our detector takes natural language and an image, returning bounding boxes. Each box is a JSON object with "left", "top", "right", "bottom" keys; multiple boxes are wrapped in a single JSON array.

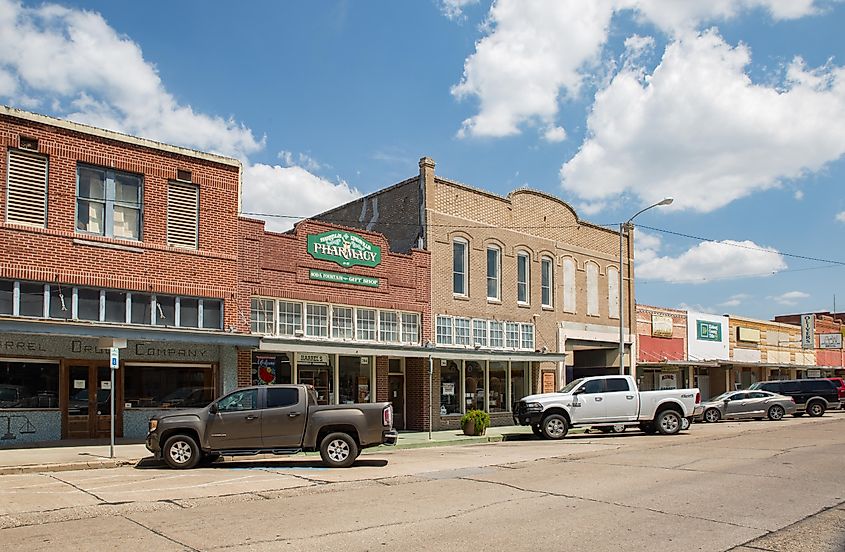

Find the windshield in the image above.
[
  {"left": 709, "top": 392, "right": 731, "bottom": 401},
  {"left": 559, "top": 378, "right": 585, "bottom": 394}
]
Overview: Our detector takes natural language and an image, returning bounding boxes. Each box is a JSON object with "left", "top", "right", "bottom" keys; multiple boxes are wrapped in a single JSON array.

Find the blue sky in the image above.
[{"left": 1, "top": 0, "right": 844, "bottom": 320}]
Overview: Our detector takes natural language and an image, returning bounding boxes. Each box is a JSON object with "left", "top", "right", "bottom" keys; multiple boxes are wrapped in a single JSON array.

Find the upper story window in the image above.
[
  {"left": 541, "top": 257, "right": 554, "bottom": 308},
  {"left": 453, "top": 238, "right": 468, "bottom": 296},
  {"left": 379, "top": 311, "right": 400, "bottom": 342},
  {"left": 6, "top": 149, "right": 48, "bottom": 228},
  {"left": 167, "top": 181, "right": 199, "bottom": 249},
  {"left": 76, "top": 165, "right": 142, "bottom": 240},
  {"left": 306, "top": 304, "right": 329, "bottom": 337},
  {"left": 472, "top": 319, "right": 488, "bottom": 347},
  {"left": 356, "top": 308, "right": 376, "bottom": 341},
  {"left": 608, "top": 266, "right": 620, "bottom": 319},
  {"left": 562, "top": 258, "right": 576, "bottom": 313},
  {"left": 332, "top": 306, "right": 354, "bottom": 339},
  {"left": 586, "top": 262, "right": 599, "bottom": 316},
  {"left": 278, "top": 301, "right": 302, "bottom": 336},
  {"left": 486, "top": 246, "right": 501, "bottom": 301},
  {"left": 517, "top": 251, "right": 530, "bottom": 305},
  {"left": 436, "top": 315, "right": 453, "bottom": 345},
  {"left": 454, "top": 317, "right": 471, "bottom": 346}
]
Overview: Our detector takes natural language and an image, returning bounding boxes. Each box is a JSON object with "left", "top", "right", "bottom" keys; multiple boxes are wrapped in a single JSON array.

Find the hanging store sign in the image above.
[
  {"left": 307, "top": 231, "right": 381, "bottom": 268},
  {"left": 651, "top": 315, "right": 674, "bottom": 338},
  {"left": 819, "top": 333, "right": 842, "bottom": 349},
  {"left": 801, "top": 314, "right": 815, "bottom": 349},
  {"left": 696, "top": 320, "right": 722, "bottom": 342},
  {"left": 309, "top": 269, "right": 379, "bottom": 287}
]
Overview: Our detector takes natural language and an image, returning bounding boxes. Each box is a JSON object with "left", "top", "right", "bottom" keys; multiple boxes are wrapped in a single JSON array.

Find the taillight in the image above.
[
  {"left": 383, "top": 405, "right": 393, "bottom": 427},
  {"left": 695, "top": 392, "right": 701, "bottom": 404}
]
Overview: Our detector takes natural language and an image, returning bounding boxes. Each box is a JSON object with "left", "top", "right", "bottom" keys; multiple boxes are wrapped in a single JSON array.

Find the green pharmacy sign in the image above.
[
  {"left": 307, "top": 231, "right": 381, "bottom": 268},
  {"left": 696, "top": 320, "right": 722, "bottom": 342}
]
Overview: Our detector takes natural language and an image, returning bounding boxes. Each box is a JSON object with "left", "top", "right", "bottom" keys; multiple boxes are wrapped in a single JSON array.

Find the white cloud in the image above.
[
  {"left": 794, "top": 190, "right": 804, "bottom": 200},
  {"left": 636, "top": 238, "right": 787, "bottom": 284},
  {"left": 836, "top": 211, "right": 845, "bottom": 223},
  {"left": 542, "top": 125, "right": 566, "bottom": 143},
  {"left": 278, "top": 150, "right": 323, "bottom": 172},
  {"left": 561, "top": 30, "right": 845, "bottom": 212},
  {"left": 452, "top": 0, "right": 824, "bottom": 140},
  {"left": 719, "top": 293, "right": 750, "bottom": 307},
  {"left": 242, "top": 164, "right": 361, "bottom": 233},
  {"left": 768, "top": 290, "right": 810, "bottom": 306},
  {"left": 440, "top": 0, "right": 480, "bottom": 20},
  {"left": 0, "top": 0, "right": 262, "bottom": 160}
]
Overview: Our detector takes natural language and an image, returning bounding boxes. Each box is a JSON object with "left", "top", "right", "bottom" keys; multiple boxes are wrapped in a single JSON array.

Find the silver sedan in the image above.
[{"left": 699, "top": 390, "right": 796, "bottom": 422}]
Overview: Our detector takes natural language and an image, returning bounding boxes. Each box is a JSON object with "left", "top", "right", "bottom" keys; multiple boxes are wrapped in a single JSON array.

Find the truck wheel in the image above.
[
  {"left": 639, "top": 422, "right": 657, "bottom": 434},
  {"left": 531, "top": 424, "right": 544, "bottom": 438},
  {"left": 163, "top": 434, "right": 200, "bottom": 469},
  {"left": 541, "top": 414, "right": 569, "bottom": 440},
  {"left": 656, "top": 410, "right": 682, "bottom": 435},
  {"left": 319, "top": 432, "right": 359, "bottom": 468},
  {"left": 807, "top": 401, "right": 825, "bottom": 417},
  {"left": 612, "top": 424, "right": 626, "bottom": 433}
]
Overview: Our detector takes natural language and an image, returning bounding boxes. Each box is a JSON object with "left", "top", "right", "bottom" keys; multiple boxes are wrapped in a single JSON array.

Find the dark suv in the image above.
[{"left": 749, "top": 379, "right": 840, "bottom": 417}]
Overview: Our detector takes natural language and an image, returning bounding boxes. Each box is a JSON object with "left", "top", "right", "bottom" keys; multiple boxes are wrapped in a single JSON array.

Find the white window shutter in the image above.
[
  {"left": 6, "top": 149, "right": 48, "bottom": 227},
  {"left": 167, "top": 182, "right": 199, "bottom": 248}
]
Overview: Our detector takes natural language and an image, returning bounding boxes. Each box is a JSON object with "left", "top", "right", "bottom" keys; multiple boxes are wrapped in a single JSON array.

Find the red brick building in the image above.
[
  {"left": 239, "top": 217, "right": 432, "bottom": 430},
  {"left": 0, "top": 106, "right": 257, "bottom": 445},
  {"left": 774, "top": 312, "right": 845, "bottom": 376}
]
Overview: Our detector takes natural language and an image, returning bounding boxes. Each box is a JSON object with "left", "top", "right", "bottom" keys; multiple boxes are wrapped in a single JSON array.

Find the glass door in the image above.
[
  {"left": 66, "top": 364, "right": 91, "bottom": 439},
  {"left": 64, "top": 363, "right": 121, "bottom": 439}
]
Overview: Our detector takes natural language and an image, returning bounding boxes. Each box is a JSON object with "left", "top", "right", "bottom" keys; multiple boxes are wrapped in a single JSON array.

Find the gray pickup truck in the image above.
[{"left": 146, "top": 384, "right": 397, "bottom": 469}]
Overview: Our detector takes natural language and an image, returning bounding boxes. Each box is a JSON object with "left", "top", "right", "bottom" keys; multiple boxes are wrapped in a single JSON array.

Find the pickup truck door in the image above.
[
  {"left": 206, "top": 389, "right": 262, "bottom": 450},
  {"left": 261, "top": 387, "right": 307, "bottom": 449},
  {"left": 603, "top": 377, "right": 639, "bottom": 421},
  {"left": 571, "top": 379, "right": 606, "bottom": 423}
]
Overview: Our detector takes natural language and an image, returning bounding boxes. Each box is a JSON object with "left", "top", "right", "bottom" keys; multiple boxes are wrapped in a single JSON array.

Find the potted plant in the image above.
[{"left": 461, "top": 409, "right": 491, "bottom": 436}]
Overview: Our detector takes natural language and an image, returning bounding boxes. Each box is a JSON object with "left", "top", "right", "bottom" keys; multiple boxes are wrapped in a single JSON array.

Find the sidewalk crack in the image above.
[{"left": 123, "top": 515, "right": 201, "bottom": 551}]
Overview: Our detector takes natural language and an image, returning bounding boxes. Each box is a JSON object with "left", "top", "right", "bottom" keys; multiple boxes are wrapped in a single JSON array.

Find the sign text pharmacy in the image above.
[{"left": 307, "top": 231, "right": 381, "bottom": 268}]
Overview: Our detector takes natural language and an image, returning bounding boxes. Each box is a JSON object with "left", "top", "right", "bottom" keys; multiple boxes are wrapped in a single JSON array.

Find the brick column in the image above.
[
  {"left": 405, "top": 357, "right": 430, "bottom": 431},
  {"left": 375, "top": 356, "right": 389, "bottom": 402},
  {"left": 237, "top": 349, "right": 252, "bottom": 388}
]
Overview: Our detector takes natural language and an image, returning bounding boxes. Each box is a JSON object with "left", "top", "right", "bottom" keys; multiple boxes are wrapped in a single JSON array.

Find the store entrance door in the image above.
[
  {"left": 64, "top": 363, "right": 122, "bottom": 439},
  {"left": 388, "top": 374, "right": 405, "bottom": 430}
]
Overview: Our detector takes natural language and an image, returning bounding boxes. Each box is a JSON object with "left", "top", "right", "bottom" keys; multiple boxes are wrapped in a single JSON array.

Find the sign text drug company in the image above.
[{"left": 307, "top": 231, "right": 381, "bottom": 268}]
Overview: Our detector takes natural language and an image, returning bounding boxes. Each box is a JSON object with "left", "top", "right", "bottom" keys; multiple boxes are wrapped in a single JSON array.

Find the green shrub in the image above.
[{"left": 461, "top": 409, "right": 491, "bottom": 434}]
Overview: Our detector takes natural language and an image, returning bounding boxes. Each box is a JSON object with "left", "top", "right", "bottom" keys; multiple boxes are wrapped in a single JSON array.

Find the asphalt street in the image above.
[{"left": 0, "top": 415, "right": 843, "bottom": 551}]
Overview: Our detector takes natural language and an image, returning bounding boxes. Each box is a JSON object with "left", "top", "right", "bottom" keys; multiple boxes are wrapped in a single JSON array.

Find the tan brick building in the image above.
[{"left": 317, "top": 157, "right": 632, "bottom": 429}]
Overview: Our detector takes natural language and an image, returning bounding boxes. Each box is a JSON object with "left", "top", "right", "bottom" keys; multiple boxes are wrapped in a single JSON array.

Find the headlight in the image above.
[
  {"left": 525, "top": 402, "right": 543, "bottom": 411},
  {"left": 148, "top": 419, "right": 158, "bottom": 432}
]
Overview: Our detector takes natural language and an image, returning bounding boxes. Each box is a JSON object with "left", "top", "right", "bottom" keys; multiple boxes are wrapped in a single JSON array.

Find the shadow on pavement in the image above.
[{"left": 134, "top": 457, "right": 388, "bottom": 470}]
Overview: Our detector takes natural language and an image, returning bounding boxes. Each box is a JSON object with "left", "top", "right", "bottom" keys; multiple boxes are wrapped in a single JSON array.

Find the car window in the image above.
[
  {"left": 829, "top": 379, "right": 843, "bottom": 388},
  {"left": 781, "top": 382, "right": 801, "bottom": 394},
  {"left": 605, "top": 378, "right": 630, "bottom": 392},
  {"left": 266, "top": 387, "right": 299, "bottom": 409},
  {"left": 581, "top": 379, "right": 605, "bottom": 394},
  {"left": 217, "top": 389, "right": 257, "bottom": 412},
  {"left": 804, "top": 380, "right": 834, "bottom": 393},
  {"left": 730, "top": 393, "right": 747, "bottom": 400},
  {"left": 749, "top": 392, "right": 768, "bottom": 399}
]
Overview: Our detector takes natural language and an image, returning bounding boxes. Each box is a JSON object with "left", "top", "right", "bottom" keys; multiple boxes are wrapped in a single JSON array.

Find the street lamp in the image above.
[{"left": 619, "top": 197, "right": 673, "bottom": 375}]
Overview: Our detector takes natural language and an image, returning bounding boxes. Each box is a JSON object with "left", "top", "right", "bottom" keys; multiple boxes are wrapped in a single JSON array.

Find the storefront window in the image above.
[
  {"left": 131, "top": 293, "right": 152, "bottom": 325},
  {"left": 511, "top": 361, "right": 528, "bottom": 404},
  {"left": 332, "top": 307, "right": 354, "bottom": 339},
  {"left": 0, "top": 360, "right": 59, "bottom": 408},
  {"left": 356, "top": 309, "right": 376, "bottom": 340},
  {"left": 105, "top": 291, "right": 127, "bottom": 323},
  {"left": 306, "top": 304, "right": 329, "bottom": 337},
  {"left": 298, "top": 356, "right": 334, "bottom": 405},
  {"left": 155, "top": 295, "right": 176, "bottom": 326},
  {"left": 202, "top": 299, "right": 222, "bottom": 329},
  {"left": 0, "top": 280, "right": 13, "bottom": 315},
  {"left": 251, "top": 353, "right": 292, "bottom": 385},
  {"left": 339, "top": 356, "right": 370, "bottom": 404},
  {"left": 19, "top": 282, "right": 44, "bottom": 317},
  {"left": 440, "top": 360, "right": 461, "bottom": 415},
  {"left": 465, "top": 361, "right": 485, "bottom": 411},
  {"left": 179, "top": 298, "right": 199, "bottom": 328},
  {"left": 49, "top": 285, "right": 71, "bottom": 320},
  {"left": 278, "top": 301, "right": 301, "bottom": 335},
  {"left": 123, "top": 364, "right": 214, "bottom": 409},
  {"left": 489, "top": 361, "right": 507, "bottom": 413}
]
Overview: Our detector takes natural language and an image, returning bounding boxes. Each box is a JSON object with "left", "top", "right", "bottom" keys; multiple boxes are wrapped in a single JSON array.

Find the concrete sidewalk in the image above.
[{"left": 0, "top": 425, "right": 541, "bottom": 475}]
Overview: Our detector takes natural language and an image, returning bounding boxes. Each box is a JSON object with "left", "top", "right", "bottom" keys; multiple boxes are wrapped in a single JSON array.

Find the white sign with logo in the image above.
[
  {"left": 686, "top": 311, "right": 729, "bottom": 361},
  {"left": 801, "top": 314, "right": 815, "bottom": 349},
  {"left": 819, "top": 333, "right": 842, "bottom": 349}
]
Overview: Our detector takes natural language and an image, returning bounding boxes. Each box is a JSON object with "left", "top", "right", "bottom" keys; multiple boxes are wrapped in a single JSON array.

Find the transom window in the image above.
[
  {"left": 251, "top": 298, "right": 275, "bottom": 334},
  {"left": 379, "top": 311, "right": 399, "bottom": 342},
  {"left": 435, "top": 316, "right": 535, "bottom": 351},
  {"left": 278, "top": 301, "right": 302, "bottom": 336},
  {"left": 454, "top": 318, "right": 471, "bottom": 346},
  {"left": 356, "top": 309, "right": 376, "bottom": 341},
  {"left": 77, "top": 165, "right": 142, "bottom": 240},
  {"left": 332, "top": 306, "right": 354, "bottom": 339},
  {"left": 306, "top": 304, "right": 329, "bottom": 337}
]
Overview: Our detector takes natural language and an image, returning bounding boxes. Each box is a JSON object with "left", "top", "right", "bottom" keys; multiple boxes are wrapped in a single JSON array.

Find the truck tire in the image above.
[
  {"left": 319, "top": 432, "right": 359, "bottom": 468},
  {"left": 163, "top": 434, "right": 201, "bottom": 469},
  {"left": 807, "top": 401, "right": 825, "bottom": 417},
  {"left": 541, "top": 414, "right": 569, "bottom": 440},
  {"left": 655, "top": 410, "right": 682, "bottom": 435}
]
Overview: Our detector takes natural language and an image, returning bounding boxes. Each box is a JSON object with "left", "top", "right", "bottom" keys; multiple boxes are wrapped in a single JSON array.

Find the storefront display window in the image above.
[
  {"left": 511, "top": 361, "right": 528, "bottom": 404},
  {"left": 489, "top": 361, "right": 507, "bottom": 412},
  {"left": 124, "top": 364, "right": 214, "bottom": 409},
  {"left": 251, "top": 353, "right": 292, "bottom": 385},
  {"left": 0, "top": 360, "right": 59, "bottom": 408},
  {"left": 440, "top": 361, "right": 461, "bottom": 415},
  {"left": 339, "top": 356, "right": 370, "bottom": 404},
  {"left": 465, "top": 361, "right": 484, "bottom": 411},
  {"left": 298, "top": 357, "right": 334, "bottom": 405}
]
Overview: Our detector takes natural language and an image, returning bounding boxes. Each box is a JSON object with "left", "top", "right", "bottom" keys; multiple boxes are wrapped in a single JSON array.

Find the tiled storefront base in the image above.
[
  {"left": 0, "top": 410, "right": 61, "bottom": 445},
  {"left": 436, "top": 412, "right": 515, "bottom": 431}
]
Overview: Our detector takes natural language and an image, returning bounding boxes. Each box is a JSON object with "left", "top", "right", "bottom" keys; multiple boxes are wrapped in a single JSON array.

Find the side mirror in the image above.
[
  {"left": 209, "top": 403, "right": 219, "bottom": 414},
  {"left": 723, "top": 398, "right": 730, "bottom": 404},
  {"left": 573, "top": 387, "right": 585, "bottom": 395}
]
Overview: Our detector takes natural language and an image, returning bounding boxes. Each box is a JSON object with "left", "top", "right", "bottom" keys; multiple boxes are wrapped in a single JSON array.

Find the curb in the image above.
[{"left": 0, "top": 458, "right": 137, "bottom": 476}]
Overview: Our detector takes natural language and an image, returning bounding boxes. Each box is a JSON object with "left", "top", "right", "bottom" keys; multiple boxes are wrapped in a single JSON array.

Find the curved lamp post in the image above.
[{"left": 619, "top": 197, "right": 673, "bottom": 375}]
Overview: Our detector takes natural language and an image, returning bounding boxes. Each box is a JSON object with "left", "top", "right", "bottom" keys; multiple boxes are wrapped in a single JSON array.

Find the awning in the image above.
[
  {"left": 258, "top": 338, "right": 567, "bottom": 362},
  {"left": 0, "top": 317, "right": 260, "bottom": 347},
  {"left": 637, "top": 360, "right": 720, "bottom": 368}
]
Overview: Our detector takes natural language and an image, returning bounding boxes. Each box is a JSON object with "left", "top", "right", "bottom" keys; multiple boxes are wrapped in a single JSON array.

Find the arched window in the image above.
[
  {"left": 562, "top": 258, "right": 576, "bottom": 313},
  {"left": 608, "top": 266, "right": 619, "bottom": 319}
]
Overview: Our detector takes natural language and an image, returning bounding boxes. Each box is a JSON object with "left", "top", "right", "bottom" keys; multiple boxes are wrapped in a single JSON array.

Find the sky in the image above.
[{"left": 1, "top": 0, "right": 844, "bottom": 321}]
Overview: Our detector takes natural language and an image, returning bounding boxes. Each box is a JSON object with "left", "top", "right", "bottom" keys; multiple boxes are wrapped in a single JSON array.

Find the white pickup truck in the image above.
[{"left": 513, "top": 375, "right": 702, "bottom": 439}]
